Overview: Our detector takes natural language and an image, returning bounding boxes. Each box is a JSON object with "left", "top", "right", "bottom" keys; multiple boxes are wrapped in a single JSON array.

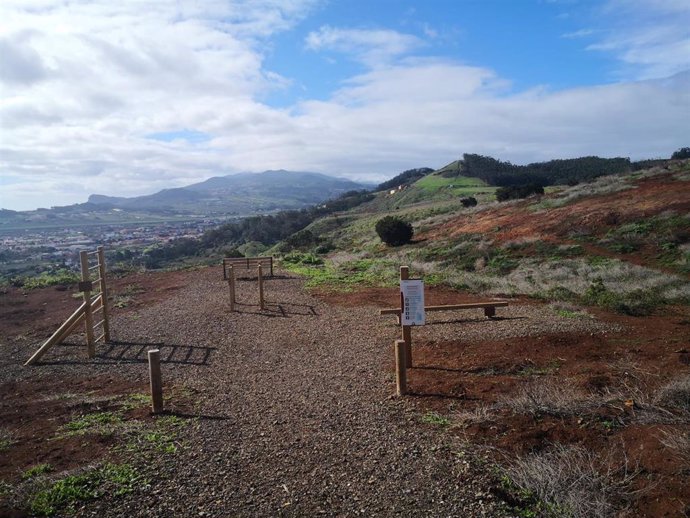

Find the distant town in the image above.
[{"left": 0, "top": 218, "right": 233, "bottom": 281}]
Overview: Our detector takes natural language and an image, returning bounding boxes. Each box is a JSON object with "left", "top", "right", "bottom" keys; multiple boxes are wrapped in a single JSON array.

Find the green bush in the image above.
[
  {"left": 671, "top": 147, "right": 690, "bottom": 160},
  {"left": 496, "top": 184, "right": 545, "bottom": 202},
  {"left": 375, "top": 216, "right": 413, "bottom": 246},
  {"left": 460, "top": 196, "right": 478, "bottom": 207},
  {"left": 282, "top": 252, "right": 323, "bottom": 265},
  {"left": 17, "top": 269, "right": 80, "bottom": 290},
  {"left": 581, "top": 278, "right": 661, "bottom": 316}
]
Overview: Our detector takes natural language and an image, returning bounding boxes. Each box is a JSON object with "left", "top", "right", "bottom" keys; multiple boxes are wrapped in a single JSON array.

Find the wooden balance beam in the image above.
[{"left": 379, "top": 301, "right": 509, "bottom": 319}]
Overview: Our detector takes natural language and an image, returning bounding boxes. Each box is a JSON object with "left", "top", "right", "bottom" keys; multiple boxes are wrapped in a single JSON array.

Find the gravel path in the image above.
[{"left": 6, "top": 267, "right": 620, "bottom": 517}]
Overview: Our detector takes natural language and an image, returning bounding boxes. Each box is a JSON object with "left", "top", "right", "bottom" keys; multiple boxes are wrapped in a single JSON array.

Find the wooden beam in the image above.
[
  {"left": 148, "top": 349, "right": 163, "bottom": 414},
  {"left": 395, "top": 339, "right": 407, "bottom": 396},
  {"left": 80, "top": 251, "right": 95, "bottom": 358},
  {"left": 400, "top": 266, "right": 412, "bottom": 368},
  {"left": 97, "top": 246, "right": 111, "bottom": 342},
  {"left": 228, "top": 266, "right": 235, "bottom": 311},
  {"left": 258, "top": 264, "right": 265, "bottom": 310},
  {"left": 25, "top": 301, "right": 88, "bottom": 365},
  {"left": 380, "top": 301, "right": 509, "bottom": 316}
]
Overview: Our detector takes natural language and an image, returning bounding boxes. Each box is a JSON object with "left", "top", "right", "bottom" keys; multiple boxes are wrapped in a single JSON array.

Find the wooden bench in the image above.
[
  {"left": 223, "top": 256, "right": 274, "bottom": 279},
  {"left": 379, "top": 301, "right": 509, "bottom": 322}
]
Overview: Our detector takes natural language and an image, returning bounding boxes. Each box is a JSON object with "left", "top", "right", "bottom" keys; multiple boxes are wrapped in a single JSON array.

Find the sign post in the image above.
[
  {"left": 400, "top": 279, "right": 426, "bottom": 326},
  {"left": 399, "top": 266, "right": 425, "bottom": 369}
]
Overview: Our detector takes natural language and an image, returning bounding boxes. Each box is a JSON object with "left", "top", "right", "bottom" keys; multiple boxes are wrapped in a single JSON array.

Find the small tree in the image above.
[
  {"left": 375, "top": 216, "right": 413, "bottom": 246},
  {"left": 460, "top": 196, "right": 477, "bottom": 208},
  {"left": 671, "top": 147, "right": 690, "bottom": 160}
]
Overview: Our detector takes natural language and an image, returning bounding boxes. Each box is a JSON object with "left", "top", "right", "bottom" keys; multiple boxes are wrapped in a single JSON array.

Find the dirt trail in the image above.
[
  {"left": 1, "top": 268, "right": 511, "bottom": 517},
  {"left": 3, "top": 266, "right": 686, "bottom": 516}
]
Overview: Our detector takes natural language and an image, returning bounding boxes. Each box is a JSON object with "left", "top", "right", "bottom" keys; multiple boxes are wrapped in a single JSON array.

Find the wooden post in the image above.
[
  {"left": 395, "top": 339, "right": 407, "bottom": 396},
  {"left": 80, "top": 251, "right": 96, "bottom": 358},
  {"left": 400, "top": 266, "right": 412, "bottom": 368},
  {"left": 97, "top": 246, "right": 110, "bottom": 341},
  {"left": 258, "top": 264, "right": 265, "bottom": 310},
  {"left": 228, "top": 266, "right": 235, "bottom": 311},
  {"left": 148, "top": 349, "right": 163, "bottom": 414}
]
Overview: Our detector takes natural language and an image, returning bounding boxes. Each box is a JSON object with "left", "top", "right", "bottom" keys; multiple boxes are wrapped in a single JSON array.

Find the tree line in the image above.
[{"left": 460, "top": 154, "right": 632, "bottom": 187}]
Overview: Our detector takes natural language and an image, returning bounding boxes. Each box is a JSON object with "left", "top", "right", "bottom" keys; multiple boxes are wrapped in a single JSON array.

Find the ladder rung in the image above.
[
  {"left": 89, "top": 264, "right": 100, "bottom": 271},
  {"left": 94, "top": 319, "right": 105, "bottom": 329},
  {"left": 92, "top": 305, "right": 104, "bottom": 314},
  {"left": 87, "top": 250, "right": 99, "bottom": 256},
  {"left": 95, "top": 333, "right": 105, "bottom": 342}
]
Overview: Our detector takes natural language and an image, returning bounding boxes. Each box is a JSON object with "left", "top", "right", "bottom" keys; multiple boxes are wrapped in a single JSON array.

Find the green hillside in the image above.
[{"left": 277, "top": 159, "right": 690, "bottom": 311}]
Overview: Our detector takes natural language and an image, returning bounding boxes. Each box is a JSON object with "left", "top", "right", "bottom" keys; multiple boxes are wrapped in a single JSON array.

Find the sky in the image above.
[{"left": 1, "top": 0, "right": 689, "bottom": 211}]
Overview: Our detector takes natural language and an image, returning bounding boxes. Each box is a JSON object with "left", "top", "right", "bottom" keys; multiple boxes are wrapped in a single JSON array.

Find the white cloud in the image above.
[
  {"left": 561, "top": 28, "right": 594, "bottom": 39},
  {"left": 305, "top": 25, "right": 425, "bottom": 67},
  {"left": 587, "top": 0, "right": 690, "bottom": 79},
  {"left": 0, "top": 1, "right": 688, "bottom": 211}
]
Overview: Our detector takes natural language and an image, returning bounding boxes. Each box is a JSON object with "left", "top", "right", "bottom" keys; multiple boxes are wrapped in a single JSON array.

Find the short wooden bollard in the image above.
[
  {"left": 148, "top": 349, "right": 163, "bottom": 414},
  {"left": 258, "top": 264, "right": 265, "bottom": 310},
  {"left": 395, "top": 339, "right": 407, "bottom": 396},
  {"left": 228, "top": 266, "right": 235, "bottom": 311}
]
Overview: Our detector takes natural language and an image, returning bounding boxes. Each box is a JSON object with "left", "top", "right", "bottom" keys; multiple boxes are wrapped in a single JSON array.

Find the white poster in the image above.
[{"left": 400, "top": 279, "right": 425, "bottom": 326}]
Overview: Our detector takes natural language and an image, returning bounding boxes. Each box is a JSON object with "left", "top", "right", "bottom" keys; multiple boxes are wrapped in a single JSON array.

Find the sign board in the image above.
[{"left": 400, "top": 279, "right": 425, "bottom": 326}]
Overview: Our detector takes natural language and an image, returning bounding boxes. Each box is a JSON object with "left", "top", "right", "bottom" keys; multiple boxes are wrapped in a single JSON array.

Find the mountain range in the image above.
[{"left": 0, "top": 171, "right": 372, "bottom": 230}]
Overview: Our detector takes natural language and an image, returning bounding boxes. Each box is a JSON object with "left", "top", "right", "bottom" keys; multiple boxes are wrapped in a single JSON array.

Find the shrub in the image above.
[
  {"left": 375, "top": 216, "right": 413, "bottom": 246},
  {"left": 671, "top": 147, "right": 690, "bottom": 160},
  {"left": 460, "top": 196, "right": 477, "bottom": 207},
  {"left": 496, "top": 184, "right": 545, "bottom": 202},
  {"left": 654, "top": 376, "right": 690, "bottom": 412}
]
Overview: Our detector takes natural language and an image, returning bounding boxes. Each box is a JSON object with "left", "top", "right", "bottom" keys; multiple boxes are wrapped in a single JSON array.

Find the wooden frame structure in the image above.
[
  {"left": 222, "top": 256, "right": 273, "bottom": 279},
  {"left": 25, "top": 246, "right": 111, "bottom": 365},
  {"left": 384, "top": 265, "right": 509, "bottom": 383},
  {"left": 226, "top": 264, "right": 266, "bottom": 311}
]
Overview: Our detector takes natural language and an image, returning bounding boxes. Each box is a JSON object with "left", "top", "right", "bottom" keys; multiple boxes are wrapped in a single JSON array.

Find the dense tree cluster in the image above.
[
  {"left": 495, "top": 184, "right": 545, "bottom": 202},
  {"left": 375, "top": 216, "right": 413, "bottom": 246},
  {"left": 671, "top": 147, "right": 690, "bottom": 160},
  {"left": 376, "top": 168, "right": 433, "bottom": 191},
  {"left": 461, "top": 154, "right": 631, "bottom": 187},
  {"left": 460, "top": 196, "right": 477, "bottom": 207}
]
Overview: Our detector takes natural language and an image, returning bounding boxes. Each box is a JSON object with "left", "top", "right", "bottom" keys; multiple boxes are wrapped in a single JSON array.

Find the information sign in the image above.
[{"left": 400, "top": 279, "right": 425, "bottom": 326}]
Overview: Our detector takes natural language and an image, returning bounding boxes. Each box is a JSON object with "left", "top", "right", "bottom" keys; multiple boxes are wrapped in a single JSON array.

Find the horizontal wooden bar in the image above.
[
  {"left": 87, "top": 250, "right": 99, "bottom": 256},
  {"left": 95, "top": 333, "right": 105, "bottom": 343},
  {"left": 379, "top": 301, "right": 509, "bottom": 316},
  {"left": 89, "top": 264, "right": 100, "bottom": 271},
  {"left": 94, "top": 319, "right": 105, "bottom": 329}
]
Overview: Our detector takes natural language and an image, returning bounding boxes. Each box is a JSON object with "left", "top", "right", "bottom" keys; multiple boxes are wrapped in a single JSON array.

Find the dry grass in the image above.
[
  {"left": 654, "top": 375, "right": 690, "bottom": 413},
  {"left": 499, "top": 379, "right": 593, "bottom": 417},
  {"left": 505, "top": 443, "right": 640, "bottom": 518},
  {"left": 447, "top": 257, "right": 690, "bottom": 303},
  {"left": 451, "top": 406, "right": 494, "bottom": 428},
  {"left": 659, "top": 430, "right": 690, "bottom": 467}
]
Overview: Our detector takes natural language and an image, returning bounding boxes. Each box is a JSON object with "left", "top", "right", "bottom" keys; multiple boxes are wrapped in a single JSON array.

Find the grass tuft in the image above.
[
  {"left": 29, "top": 463, "right": 144, "bottom": 516},
  {"left": 504, "top": 444, "right": 639, "bottom": 518},
  {"left": 21, "top": 464, "right": 53, "bottom": 481},
  {"left": 654, "top": 376, "right": 690, "bottom": 413},
  {"left": 500, "top": 379, "right": 591, "bottom": 417},
  {"left": 421, "top": 412, "right": 451, "bottom": 426}
]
